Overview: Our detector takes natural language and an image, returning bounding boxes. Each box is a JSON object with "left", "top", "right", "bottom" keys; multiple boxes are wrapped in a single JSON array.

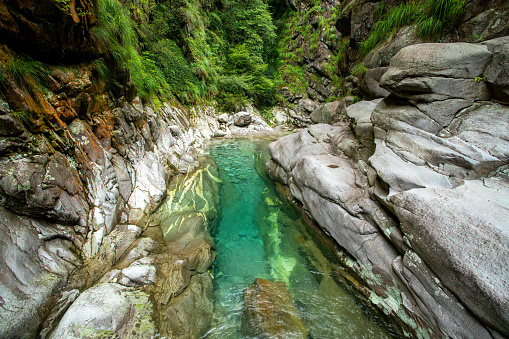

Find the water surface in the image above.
[{"left": 204, "top": 139, "right": 401, "bottom": 338}]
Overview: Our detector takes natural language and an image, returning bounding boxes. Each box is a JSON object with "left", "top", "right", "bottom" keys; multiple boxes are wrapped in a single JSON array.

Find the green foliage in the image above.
[
  {"left": 52, "top": 0, "right": 71, "bottom": 11},
  {"left": 276, "top": 1, "right": 345, "bottom": 98},
  {"left": 89, "top": 0, "right": 280, "bottom": 109},
  {"left": 360, "top": 0, "right": 466, "bottom": 55},
  {"left": 93, "top": 0, "right": 168, "bottom": 102},
  {"left": 351, "top": 63, "right": 367, "bottom": 78},
  {"left": 216, "top": 44, "right": 275, "bottom": 110},
  {"left": 353, "top": 95, "right": 362, "bottom": 104},
  {"left": 11, "top": 110, "right": 29, "bottom": 122},
  {"left": 0, "top": 56, "right": 49, "bottom": 94},
  {"left": 150, "top": 39, "right": 202, "bottom": 103},
  {"left": 92, "top": 59, "right": 110, "bottom": 81}
]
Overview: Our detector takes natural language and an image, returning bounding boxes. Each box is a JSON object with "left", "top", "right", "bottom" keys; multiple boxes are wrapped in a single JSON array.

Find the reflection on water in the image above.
[{"left": 204, "top": 139, "right": 401, "bottom": 338}]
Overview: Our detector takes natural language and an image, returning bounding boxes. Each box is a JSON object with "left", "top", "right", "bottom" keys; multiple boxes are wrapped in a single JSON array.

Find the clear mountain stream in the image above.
[{"left": 202, "top": 139, "right": 402, "bottom": 338}]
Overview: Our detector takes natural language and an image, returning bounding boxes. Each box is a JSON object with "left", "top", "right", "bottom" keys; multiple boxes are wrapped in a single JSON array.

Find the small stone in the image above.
[
  {"left": 217, "top": 113, "right": 229, "bottom": 124},
  {"left": 214, "top": 130, "right": 227, "bottom": 137},
  {"left": 233, "top": 112, "right": 252, "bottom": 127}
]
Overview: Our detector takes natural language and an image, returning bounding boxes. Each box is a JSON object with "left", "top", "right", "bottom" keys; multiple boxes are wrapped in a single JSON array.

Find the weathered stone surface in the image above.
[
  {"left": 391, "top": 178, "right": 509, "bottom": 336},
  {"left": 217, "top": 113, "right": 229, "bottom": 123},
  {"left": 350, "top": 2, "right": 379, "bottom": 44},
  {"left": 121, "top": 257, "right": 157, "bottom": 286},
  {"left": 360, "top": 67, "right": 390, "bottom": 99},
  {"left": 213, "top": 129, "right": 227, "bottom": 137},
  {"left": 346, "top": 99, "right": 380, "bottom": 149},
  {"left": 364, "top": 26, "right": 423, "bottom": 69},
  {"left": 127, "top": 152, "right": 169, "bottom": 224},
  {"left": 371, "top": 98, "right": 503, "bottom": 180},
  {"left": 233, "top": 111, "right": 252, "bottom": 127},
  {"left": 379, "top": 43, "right": 493, "bottom": 82},
  {"left": 266, "top": 40, "right": 509, "bottom": 339},
  {"left": 0, "top": 0, "right": 98, "bottom": 60},
  {"left": 0, "top": 207, "right": 78, "bottom": 339},
  {"left": 298, "top": 98, "right": 319, "bottom": 113},
  {"left": 310, "top": 100, "right": 340, "bottom": 124},
  {"left": 459, "top": 6, "right": 509, "bottom": 44},
  {"left": 268, "top": 129, "right": 332, "bottom": 173},
  {"left": 158, "top": 274, "right": 214, "bottom": 339},
  {"left": 49, "top": 283, "right": 156, "bottom": 339},
  {"left": 483, "top": 36, "right": 509, "bottom": 103},
  {"left": 0, "top": 114, "right": 24, "bottom": 136},
  {"left": 243, "top": 278, "right": 309, "bottom": 339},
  {"left": 0, "top": 153, "right": 89, "bottom": 224}
]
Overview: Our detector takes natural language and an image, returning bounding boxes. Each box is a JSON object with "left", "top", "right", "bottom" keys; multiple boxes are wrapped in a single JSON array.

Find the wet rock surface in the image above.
[
  {"left": 243, "top": 278, "right": 309, "bottom": 339},
  {"left": 266, "top": 42, "right": 509, "bottom": 338}
]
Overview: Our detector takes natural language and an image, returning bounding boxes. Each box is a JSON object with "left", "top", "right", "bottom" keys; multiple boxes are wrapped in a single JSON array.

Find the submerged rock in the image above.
[{"left": 243, "top": 278, "right": 309, "bottom": 339}]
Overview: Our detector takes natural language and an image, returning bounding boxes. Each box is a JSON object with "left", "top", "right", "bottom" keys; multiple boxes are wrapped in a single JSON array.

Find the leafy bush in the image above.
[{"left": 93, "top": 0, "right": 168, "bottom": 102}]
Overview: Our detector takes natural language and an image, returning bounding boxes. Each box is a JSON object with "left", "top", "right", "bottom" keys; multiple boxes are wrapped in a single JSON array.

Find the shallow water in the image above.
[{"left": 204, "top": 139, "right": 402, "bottom": 338}]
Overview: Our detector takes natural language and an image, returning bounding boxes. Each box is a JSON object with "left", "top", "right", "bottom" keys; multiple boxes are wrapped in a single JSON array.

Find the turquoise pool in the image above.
[{"left": 204, "top": 139, "right": 402, "bottom": 338}]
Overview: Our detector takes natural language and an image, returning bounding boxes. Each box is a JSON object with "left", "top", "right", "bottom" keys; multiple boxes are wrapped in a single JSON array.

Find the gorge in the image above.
[{"left": 0, "top": 0, "right": 508, "bottom": 338}]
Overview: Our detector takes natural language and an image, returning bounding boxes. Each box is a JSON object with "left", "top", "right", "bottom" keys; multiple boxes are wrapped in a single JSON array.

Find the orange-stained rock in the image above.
[
  {"left": 243, "top": 278, "right": 309, "bottom": 339},
  {"left": 69, "top": 119, "right": 105, "bottom": 166}
]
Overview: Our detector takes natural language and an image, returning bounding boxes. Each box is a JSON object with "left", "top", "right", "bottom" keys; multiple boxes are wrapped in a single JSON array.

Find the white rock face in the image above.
[
  {"left": 121, "top": 258, "right": 157, "bottom": 285},
  {"left": 49, "top": 283, "right": 156, "bottom": 339},
  {"left": 0, "top": 97, "right": 227, "bottom": 337}
]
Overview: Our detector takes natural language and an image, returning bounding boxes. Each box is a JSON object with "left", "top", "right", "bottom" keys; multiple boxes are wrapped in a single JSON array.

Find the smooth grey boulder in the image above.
[
  {"left": 49, "top": 283, "right": 156, "bottom": 339},
  {"left": 346, "top": 99, "right": 381, "bottom": 149},
  {"left": 213, "top": 130, "right": 227, "bottom": 137},
  {"left": 310, "top": 100, "right": 341, "bottom": 124},
  {"left": 394, "top": 251, "right": 493, "bottom": 339},
  {"left": 120, "top": 258, "right": 157, "bottom": 286},
  {"left": 360, "top": 67, "right": 390, "bottom": 98},
  {"left": 298, "top": 98, "right": 319, "bottom": 113},
  {"left": 390, "top": 178, "right": 509, "bottom": 336},
  {"left": 233, "top": 111, "right": 252, "bottom": 127},
  {"left": 412, "top": 99, "right": 472, "bottom": 127},
  {"left": 448, "top": 102, "right": 509, "bottom": 164},
  {"left": 384, "top": 77, "right": 491, "bottom": 102},
  {"left": 379, "top": 43, "right": 492, "bottom": 83},
  {"left": 369, "top": 140, "right": 453, "bottom": 192},
  {"left": 268, "top": 129, "right": 331, "bottom": 173},
  {"left": 371, "top": 98, "right": 502, "bottom": 179}
]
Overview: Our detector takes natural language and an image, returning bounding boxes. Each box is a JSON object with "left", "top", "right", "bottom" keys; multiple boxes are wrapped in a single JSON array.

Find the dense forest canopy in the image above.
[{"left": 0, "top": 0, "right": 471, "bottom": 113}]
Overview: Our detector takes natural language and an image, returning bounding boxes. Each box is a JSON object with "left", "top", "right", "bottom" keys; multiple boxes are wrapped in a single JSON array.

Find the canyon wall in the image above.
[{"left": 266, "top": 39, "right": 509, "bottom": 338}]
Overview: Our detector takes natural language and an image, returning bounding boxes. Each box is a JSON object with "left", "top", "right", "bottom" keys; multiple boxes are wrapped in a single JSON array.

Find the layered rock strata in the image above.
[
  {"left": 266, "top": 41, "right": 509, "bottom": 338},
  {"left": 0, "top": 49, "right": 272, "bottom": 336}
]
